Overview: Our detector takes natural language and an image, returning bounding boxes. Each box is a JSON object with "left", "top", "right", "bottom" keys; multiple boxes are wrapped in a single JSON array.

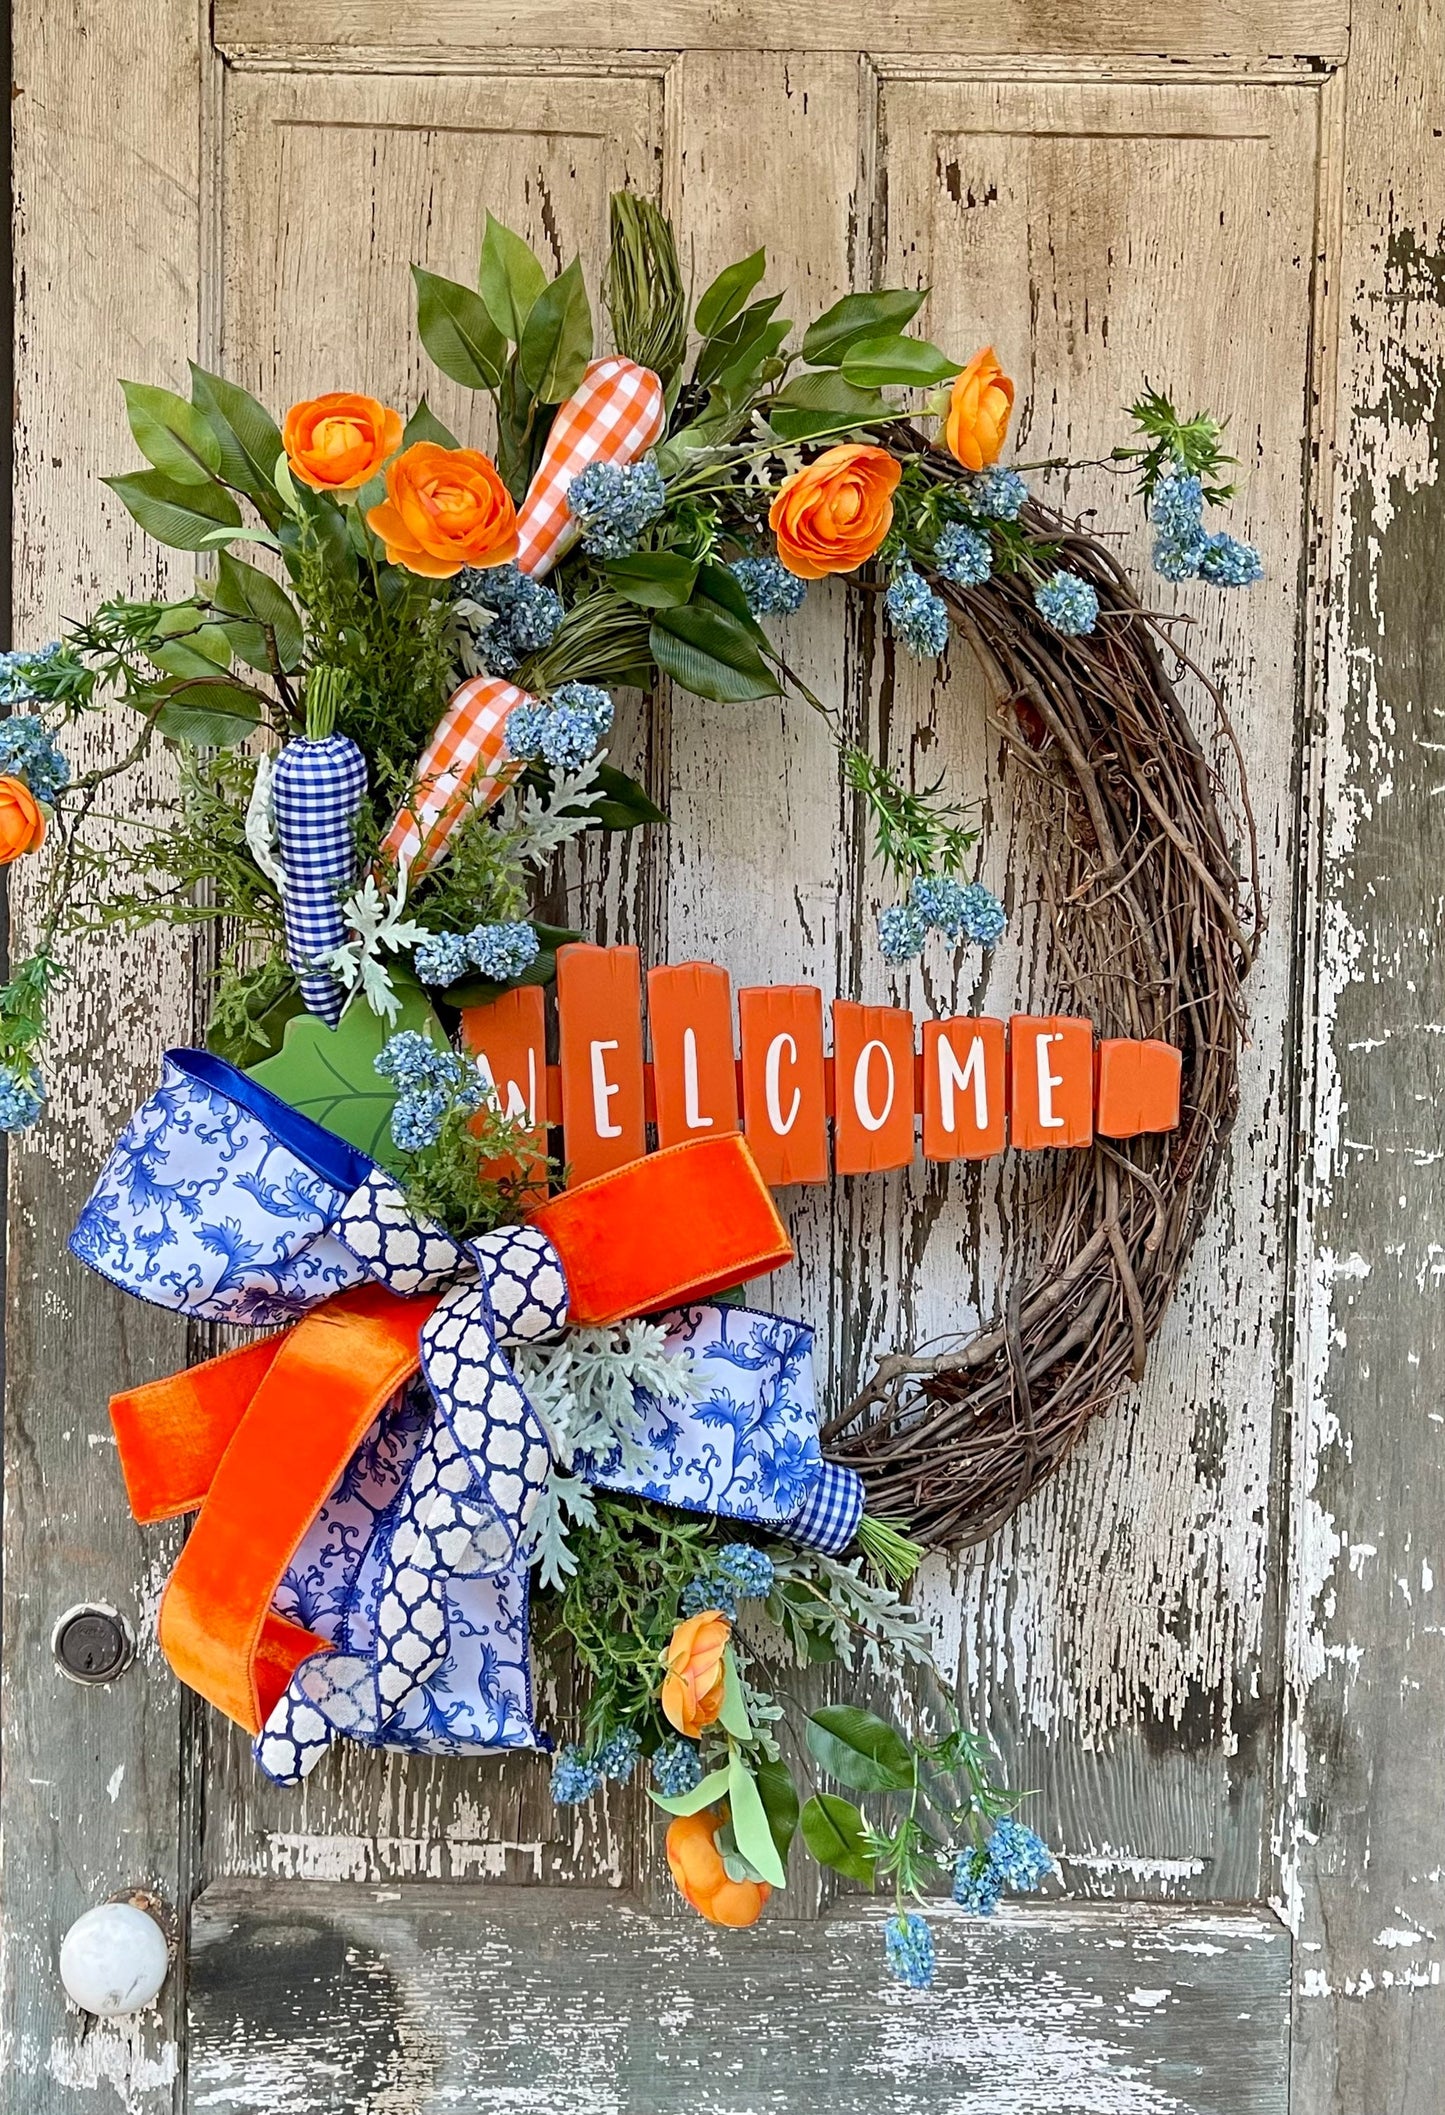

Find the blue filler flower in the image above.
[
  {"left": 932, "top": 521, "right": 993, "bottom": 588},
  {"left": 551, "top": 1744, "right": 602, "bottom": 1806},
  {"left": 466, "top": 922, "right": 540, "bottom": 983},
  {"left": 1148, "top": 470, "right": 1204, "bottom": 542},
  {"left": 0, "top": 713, "right": 69, "bottom": 804},
  {"left": 0, "top": 1062, "right": 45, "bottom": 1133},
  {"left": 910, "top": 874, "right": 1007, "bottom": 948},
  {"left": 886, "top": 568, "right": 950, "bottom": 659},
  {"left": 953, "top": 1847, "right": 1003, "bottom": 1916},
  {"left": 681, "top": 1576, "right": 739, "bottom": 1622},
  {"left": 390, "top": 1086, "right": 450, "bottom": 1155},
  {"left": 884, "top": 1911, "right": 937, "bottom": 1990},
  {"left": 651, "top": 1737, "right": 705, "bottom": 1798},
  {"left": 986, "top": 1818, "right": 1054, "bottom": 1893},
  {"left": 506, "top": 683, "right": 614, "bottom": 772},
  {"left": 730, "top": 555, "right": 808, "bottom": 618},
  {"left": 0, "top": 644, "right": 62, "bottom": 708},
  {"left": 1034, "top": 569, "right": 1099, "bottom": 637},
  {"left": 567, "top": 454, "right": 667, "bottom": 559},
  {"left": 413, "top": 931, "right": 472, "bottom": 988},
  {"left": 878, "top": 903, "right": 928, "bottom": 965},
  {"left": 595, "top": 1726, "right": 643, "bottom": 1784},
  {"left": 1197, "top": 532, "right": 1264, "bottom": 587},
  {"left": 375, "top": 1030, "right": 459, "bottom": 1094},
  {"left": 1153, "top": 530, "right": 1210, "bottom": 583},
  {"left": 712, "top": 1544, "right": 776, "bottom": 1600},
  {"left": 964, "top": 468, "right": 1027, "bottom": 521}
]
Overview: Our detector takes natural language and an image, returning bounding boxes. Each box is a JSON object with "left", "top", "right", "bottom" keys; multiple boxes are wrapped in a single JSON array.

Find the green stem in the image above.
[{"left": 305, "top": 664, "right": 346, "bottom": 740}]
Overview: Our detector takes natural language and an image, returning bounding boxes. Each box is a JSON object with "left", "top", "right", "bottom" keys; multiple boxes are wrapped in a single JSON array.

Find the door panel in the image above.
[
  {"left": 865, "top": 76, "right": 1317, "bottom": 1902},
  {"left": 14, "top": 0, "right": 1444, "bottom": 2107}
]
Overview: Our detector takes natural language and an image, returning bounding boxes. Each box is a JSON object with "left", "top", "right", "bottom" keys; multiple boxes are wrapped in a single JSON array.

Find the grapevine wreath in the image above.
[{"left": 5, "top": 195, "right": 1259, "bottom": 1985}]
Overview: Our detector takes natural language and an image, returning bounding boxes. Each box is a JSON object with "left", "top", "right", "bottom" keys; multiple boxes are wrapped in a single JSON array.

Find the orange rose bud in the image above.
[
  {"left": 366, "top": 442, "right": 520, "bottom": 580},
  {"left": 282, "top": 392, "right": 404, "bottom": 494},
  {"left": 769, "top": 444, "right": 901, "bottom": 581},
  {"left": 666, "top": 1807, "right": 771, "bottom": 1929},
  {"left": 660, "top": 1608, "right": 731, "bottom": 1738},
  {"left": 944, "top": 347, "right": 1015, "bottom": 474},
  {"left": 0, "top": 777, "right": 46, "bottom": 863}
]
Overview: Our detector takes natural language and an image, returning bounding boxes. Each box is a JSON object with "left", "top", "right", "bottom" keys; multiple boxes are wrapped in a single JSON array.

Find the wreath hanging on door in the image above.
[{"left": 5, "top": 195, "right": 1258, "bottom": 1986}]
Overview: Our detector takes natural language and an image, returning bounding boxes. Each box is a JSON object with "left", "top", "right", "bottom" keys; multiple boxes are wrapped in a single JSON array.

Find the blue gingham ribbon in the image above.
[{"left": 271, "top": 732, "right": 368, "bottom": 1025}]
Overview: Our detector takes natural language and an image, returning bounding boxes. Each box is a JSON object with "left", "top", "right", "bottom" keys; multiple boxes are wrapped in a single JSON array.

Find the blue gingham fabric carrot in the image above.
[{"left": 272, "top": 668, "right": 368, "bottom": 1026}]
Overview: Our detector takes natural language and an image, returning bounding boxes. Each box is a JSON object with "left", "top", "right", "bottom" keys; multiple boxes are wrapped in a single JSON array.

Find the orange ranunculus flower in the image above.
[
  {"left": 944, "top": 347, "right": 1014, "bottom": 473},
  {"left": 366, "top": 442, "right": 520, "bottom": 580},
  {"left": 769, "top": 444, "right": 901, "bottom": 581},
  {"left": 660, "top": 1608, "right": 731, "bottom": 1738},
  {"left": 0, "top": 777, "right": 45, "bottom": 863},
  {"left": 282, "top": 392, "right": 404, "bottom": 494},
  {"left": 666, "top": 1807, "right": 771, "bottom": 1929}
]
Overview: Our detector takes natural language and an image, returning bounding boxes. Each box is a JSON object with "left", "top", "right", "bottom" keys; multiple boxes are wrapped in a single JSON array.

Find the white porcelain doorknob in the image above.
[{"left": 59, "top": 1900, "right": 170, "bottom": 2015}]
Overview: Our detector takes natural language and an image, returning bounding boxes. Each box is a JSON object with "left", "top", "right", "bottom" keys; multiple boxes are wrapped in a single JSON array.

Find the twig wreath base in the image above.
[{"left": 824, "top": 451, "right": 1259, "bottom": 1549}]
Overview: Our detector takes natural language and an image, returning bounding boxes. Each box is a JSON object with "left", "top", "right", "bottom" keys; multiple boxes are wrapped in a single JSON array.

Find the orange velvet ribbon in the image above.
[{"left": 110, "top": 1134, "right": 791, "bottom": 1736}]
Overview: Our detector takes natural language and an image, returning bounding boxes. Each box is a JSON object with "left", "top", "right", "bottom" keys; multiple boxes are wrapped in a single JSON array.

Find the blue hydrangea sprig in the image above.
[
  {"left": 883, "top": 1910, "right": 936, "bottom": 1990},
  {"left": 506, "top": 683, "right": 615, "bottom": 773},
  {"left": 679, "top": 1541, "right": 776, "bottom": 1624},
  {"left": 0, "top": 713, "right": 70, "bottom": 807},
  {"left": 566, "top": 453, "right": 667, "bottom": 559},
  {"left": 931, "top": 521, "right": 993, "bottom": 589},
  {"left": 374, "top": 1030, "right": 486, "bottom": 1155},
  {"left": 413, "top": 921, "right": 540, "bottom": 991},
  {"left": 551, "top": 1743, "right": 603, "bottom": 1806},
  {"left": 456, "top": 564, "right": 564, "bottom": 675},
  {"left": 1146, "top": 457, "right": 1263, "bottom": 589},
  {"left": 651, "top": 1737, "right": 705, "bottom": 1798},
  {"left": 730, "top": 555, "right": 808, "bottom": 619},
  {"left": 885, "top": 567, "right": 950, "bottom": 660},
  {"left": 910, "top": 874, "right": 1006, "bottom": 948},
  {"left": 595, "top": 1725, "right": 642, "bottom": 1783},
  {"left": 962, "top": 467, "right": 1027, "bottom": 522},
  {"left": 1033, "top": 569, "right": 1099, "bottom": 637},
  {"left": 0, "top": 1060, "right": 45, "bottom": 1134}
]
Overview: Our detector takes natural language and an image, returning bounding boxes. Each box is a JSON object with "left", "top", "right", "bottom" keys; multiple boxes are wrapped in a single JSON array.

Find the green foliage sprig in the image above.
[{"left": 1116, "top": 386, "right": 1239, "bottom": 506}]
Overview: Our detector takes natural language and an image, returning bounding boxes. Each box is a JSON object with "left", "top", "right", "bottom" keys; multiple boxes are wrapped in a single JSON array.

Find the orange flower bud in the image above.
[
  {"left": 660, "top": 1608, "right": 731, "bottom": 1738},
  {"left": 282, "top": 392, "right": 404, "bottom": 494},
  {"left": 944, "top": 347, "right": 1014, "bottom": 474},
  {"left": 768, "top": 444, "right": 901, "bottom": 581},
  {"left": 665, "top": 1807, "right": 771, "bottom": 1928},
  {"left": 366, "top": 442, "right": 520, "bottom": 580},
  {"left": 0, "top": 776, "right": 46, "bottom": 863}
]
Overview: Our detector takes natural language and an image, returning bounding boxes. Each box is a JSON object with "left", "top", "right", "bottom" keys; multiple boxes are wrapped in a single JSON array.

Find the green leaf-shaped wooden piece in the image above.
[{"left": 246, "top": 975, "right": 443, "bottom": 1172}]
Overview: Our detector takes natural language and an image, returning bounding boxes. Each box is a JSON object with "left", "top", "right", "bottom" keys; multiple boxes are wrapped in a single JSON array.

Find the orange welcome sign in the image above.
[{"left": 460, "top": 942, "right": 1182, "bottom": 1191}]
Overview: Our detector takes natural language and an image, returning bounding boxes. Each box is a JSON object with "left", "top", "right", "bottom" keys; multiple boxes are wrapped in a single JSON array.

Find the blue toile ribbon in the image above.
[{"left": 72, "top": 1050, "right": 867, "bottom": 1783}]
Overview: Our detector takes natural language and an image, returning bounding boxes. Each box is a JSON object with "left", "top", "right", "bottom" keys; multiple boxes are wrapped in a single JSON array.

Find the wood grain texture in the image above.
[
  {"left": 212, "top": 0, "right": 1350, "bottom": 62},
  {"left": 186, "top": 1881, "right": 1291, "bottom": 2115},
  {"left": 5, "top": 3, "right": 205, "bottom": 2109},
  {"left": 1287, "top": 2, "right": 1445, "bottom": 2106}
]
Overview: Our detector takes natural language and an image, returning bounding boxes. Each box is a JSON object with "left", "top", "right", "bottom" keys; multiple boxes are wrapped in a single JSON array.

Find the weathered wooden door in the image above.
[{"left": 7, "top": 0, "right": 1439, "bottom": 2108}]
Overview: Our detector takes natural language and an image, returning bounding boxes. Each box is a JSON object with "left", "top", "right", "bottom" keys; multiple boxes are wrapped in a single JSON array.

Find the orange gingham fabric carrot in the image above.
[
  {"left": 378, "top": 674, "right": 527, "bottom": 881},
  {"left": 514, "top": 356, "right": 665, "bottom": 579}
]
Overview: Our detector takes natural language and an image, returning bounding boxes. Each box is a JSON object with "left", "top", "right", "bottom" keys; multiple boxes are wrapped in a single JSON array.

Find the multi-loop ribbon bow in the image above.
[{"left": 72, "top": 1050, "right": 866, "bottom": 1783}]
